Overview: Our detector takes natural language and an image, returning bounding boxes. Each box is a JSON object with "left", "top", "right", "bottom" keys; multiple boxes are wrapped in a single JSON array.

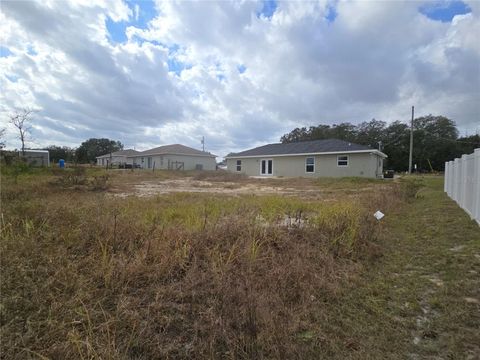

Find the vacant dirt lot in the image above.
[
  {"left": 110, "top": 171, "right": 387, "bottom": 199},
  {"left": 114, "top": 178, "right": 324, "bottom": 197}
]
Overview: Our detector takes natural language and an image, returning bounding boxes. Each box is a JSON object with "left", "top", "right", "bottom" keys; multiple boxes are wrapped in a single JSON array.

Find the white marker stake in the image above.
[{"left": 374, "top": 210, "right": 385, "bottom": 220}]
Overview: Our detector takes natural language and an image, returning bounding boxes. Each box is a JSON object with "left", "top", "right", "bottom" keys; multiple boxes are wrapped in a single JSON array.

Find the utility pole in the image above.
[
  {"left": 201, "top": 136, "right": 205, "bottom": 152},
  {"left": 408, "top": 105, "right": 414, "bottom": 174}
]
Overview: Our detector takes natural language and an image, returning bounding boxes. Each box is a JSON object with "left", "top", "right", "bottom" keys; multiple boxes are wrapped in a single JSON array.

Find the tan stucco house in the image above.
[
  {"left": 128, "top": 144, "right": 216, "bottom": 170},
  {"left": 96, "top": 149, "right": 139, "bottom": 166},
  {"left": 226, "top": 139, "right": 387, "bottom": 178}
]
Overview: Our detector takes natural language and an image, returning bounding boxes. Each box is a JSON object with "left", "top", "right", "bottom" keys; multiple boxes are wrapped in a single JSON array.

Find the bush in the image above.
[
  {"left": 2, "top": 160, "right": 33, "bottom": 183},
  {"left": 399, "top": 178, "right": 425, "bottom": 201},
  {"left": 89, "top": 175, "right": 109, "bottom": 191}
]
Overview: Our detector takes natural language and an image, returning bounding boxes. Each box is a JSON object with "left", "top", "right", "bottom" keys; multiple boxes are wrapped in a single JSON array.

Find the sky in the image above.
[{"left": 1, "top": 0, "right": 479, "bottom": 158}]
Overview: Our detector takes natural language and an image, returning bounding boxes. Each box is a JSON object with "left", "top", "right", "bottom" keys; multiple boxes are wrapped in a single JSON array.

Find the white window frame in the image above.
[
  {"left": 305, "top": 156, "right": 315, "bottom": 173},
  {"left": 337, "top": 155, "right": 349, "bottom": 167},
  {"left": 236, "top": 159, "right": 242, "bottom": 172},
  {"left": 260, "top": 159, "right": 273, "bottom": 176}
]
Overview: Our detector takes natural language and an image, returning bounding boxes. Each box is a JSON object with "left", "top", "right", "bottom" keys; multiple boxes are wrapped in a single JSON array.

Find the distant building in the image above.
[
  {"left": 129, "top": 144, "right": 216, "bottom": 171},
  {"left": 226, "top": 139, "right": 387, "bottom": 178},
  {"left": 20, "top": 150, "right": 50, "bottom": 167},
  {"left": 96, "top": 149, "right": 140, "bottom": 166},
  {"left": 217, "top": 160, "right": 227, "bottom": 170},
  {"left": 96, "top": 144, "right": 217, "bottom": 171}
]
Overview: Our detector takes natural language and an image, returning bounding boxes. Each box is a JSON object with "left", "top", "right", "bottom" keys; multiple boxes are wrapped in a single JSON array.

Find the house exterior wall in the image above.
[
  {"left": 96, "top": 155, "right": 130, "bottom": 166},
  {"left": 130, "top": 154, "right": 216, "bottom": 171},
  {"left": 227, "top": 152, "right": 383, "bottom": 178}
]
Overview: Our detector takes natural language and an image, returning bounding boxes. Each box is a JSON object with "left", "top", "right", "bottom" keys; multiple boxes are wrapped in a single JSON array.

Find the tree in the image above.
[
  {"left": 355, "top": 119, "right": 387, "bottom": 149},
  {"left": 412, "top": 115, "right": 459, "bottom": 171},
  {"left": 9, "top": 108, "right": 34, "bottom": 156},
  {"left": 328, "top": 122, "right": 358, "bottom": 143},
  {"left": 75, "top": 138, "right": 124, "bottom": 163},
  {"left": 382, "top": 121, "right": 410, "bottom": 171},
  {"left": 46, "top": 145, "right": 76, "bottom": 163},
  {"left": 280, "top": 122, "right": 358, "bottom": 143},
  {"left": 0, "top": 127, "right": 6, "bottom": 149},
  {"left": 280, "top": 127, "right": 310, "bottom": 143},
  {"left": 455, "top": 134, "right": 480, "bottom": 157}
]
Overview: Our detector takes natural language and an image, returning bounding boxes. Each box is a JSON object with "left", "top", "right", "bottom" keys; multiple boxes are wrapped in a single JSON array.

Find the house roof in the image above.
[
  {"left": 96, "top": 149, "right": 140, "bottom": 159},
  {"left": 226, "top": 139, "right": 387, "bottom": 158},
  {"left": 130, "top": 144, "right": 216, "bottom": 158},
  {"left": 22, "top": 149, "right": 49, "bottom": 154}
]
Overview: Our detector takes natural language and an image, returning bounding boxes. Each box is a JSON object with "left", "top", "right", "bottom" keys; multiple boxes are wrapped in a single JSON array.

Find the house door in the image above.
[
  {"left": 260, "top": 159, "right": 273, "bottom": 175},
  {"left": 147, "top": 157, "right": 152, "bottom": 169}
]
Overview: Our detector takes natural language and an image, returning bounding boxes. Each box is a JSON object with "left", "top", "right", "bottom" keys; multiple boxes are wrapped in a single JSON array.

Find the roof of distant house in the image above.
[
  {"left": 130, "top": 144, "right": 216, "bottom": 158},
  {"left": 21, "top": 149, "right": 49, "bottom": 154},
  {"left": 96, "top": 149, "right": 140, "bottom": 158},
  {"left": 226, "top": 139, "right": 387, "bottom": 158}
]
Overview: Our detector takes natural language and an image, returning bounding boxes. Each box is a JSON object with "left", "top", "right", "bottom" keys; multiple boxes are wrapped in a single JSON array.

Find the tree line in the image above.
[
  {"left": 280, "top": 115, "right": 479, "bottom": 171},
  {"left": 45, "top": 138, "right": 124, "bottom": 164}
]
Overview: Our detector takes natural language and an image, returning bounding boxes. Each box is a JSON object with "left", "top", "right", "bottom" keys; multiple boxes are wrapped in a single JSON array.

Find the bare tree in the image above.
[
  {"left": 9, "top": 108, "right": 34, "bottom": 156},
  {"left": 0, "top": 127, "right": 6, "bottom": 149}
]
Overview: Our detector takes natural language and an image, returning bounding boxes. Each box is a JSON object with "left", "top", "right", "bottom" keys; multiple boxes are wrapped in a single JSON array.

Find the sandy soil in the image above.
[{"left": 113, "top": 178, "right": 323, "bottom": 198}]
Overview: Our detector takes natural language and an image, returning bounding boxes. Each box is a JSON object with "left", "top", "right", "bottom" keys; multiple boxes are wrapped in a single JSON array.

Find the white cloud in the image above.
[{"left": 1, "top": 0, "right": 478, "bottom": 158}]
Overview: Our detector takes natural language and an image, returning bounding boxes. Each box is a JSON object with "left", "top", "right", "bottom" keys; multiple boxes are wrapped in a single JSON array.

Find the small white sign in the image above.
[{"left": 374, "top": 210, "right": 385, "bottom": 220}]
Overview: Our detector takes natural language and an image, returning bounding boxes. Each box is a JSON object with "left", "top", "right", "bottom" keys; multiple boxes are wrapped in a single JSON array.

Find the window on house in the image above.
[
  {"left": 236, "top": 160, "right": 242, "bottom": 172},
  {"left": 337, "top": 155, "right": 349, "bottom": 167},
  {"left": 305, "top": 157, "right": 315, "bottom": 173}
]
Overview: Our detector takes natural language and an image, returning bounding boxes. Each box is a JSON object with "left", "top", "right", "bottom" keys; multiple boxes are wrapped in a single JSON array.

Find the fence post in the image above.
[
  {"left": 461, "top": 154, "right": 469, "bottom": 210},
  {"left": 447, "top": 161, "right": 453, "bottom": 197},
  {"left": 453, "top": 158, "right": 460, "bottom": 202},
  {"left": 473, "top": 149, "right": 480, "bottom": 224},
  {"left": 444, "top": 162, "right": 449, "bottom": 193},
  {"left": 450, "top": 160, "right": 455, "bottom": 197}
]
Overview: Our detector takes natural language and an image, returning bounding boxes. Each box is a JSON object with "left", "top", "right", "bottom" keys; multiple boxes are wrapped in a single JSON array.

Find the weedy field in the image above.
[{"left": 1, "top": 167, "right": 478, "bottom": 359}]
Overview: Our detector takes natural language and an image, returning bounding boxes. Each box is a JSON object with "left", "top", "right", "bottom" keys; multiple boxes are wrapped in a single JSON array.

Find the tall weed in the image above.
[{"left": 0, "top": 174, "right": 411, "bottom": 359}]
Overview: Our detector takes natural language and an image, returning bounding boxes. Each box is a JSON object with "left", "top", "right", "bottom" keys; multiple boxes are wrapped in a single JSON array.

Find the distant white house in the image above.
[
  {"left": 19, "top": 150, "right": 50, "bottom": 167},
  {"left": 128, "top": 144, "right": 216, "bottom": 171},
  {"left": 96, "top": 149, "right": 139, "bottom": 166},
  {"left": 226, "top": 139, "right": 387, "bottom": 178}
]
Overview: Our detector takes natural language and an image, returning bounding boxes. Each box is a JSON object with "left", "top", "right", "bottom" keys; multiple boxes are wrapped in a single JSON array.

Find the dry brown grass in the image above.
[{"left": 0, "top": 168, "right": 418, "bottom": 359}]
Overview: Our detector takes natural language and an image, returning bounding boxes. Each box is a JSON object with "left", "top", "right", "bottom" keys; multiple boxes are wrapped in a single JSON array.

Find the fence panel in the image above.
[{"left": 444, "top": 148, "right": 480, "bottom": 225}]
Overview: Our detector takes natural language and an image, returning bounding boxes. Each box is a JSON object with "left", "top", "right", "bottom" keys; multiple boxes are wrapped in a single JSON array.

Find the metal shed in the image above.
[{"left": 20, "top": 150, "right": 50, "bottom": 167}]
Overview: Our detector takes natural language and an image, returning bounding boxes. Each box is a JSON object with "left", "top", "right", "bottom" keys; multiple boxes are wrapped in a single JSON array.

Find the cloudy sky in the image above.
[{"left": 1, "top": 0, "right": 479, "bottom": 158}]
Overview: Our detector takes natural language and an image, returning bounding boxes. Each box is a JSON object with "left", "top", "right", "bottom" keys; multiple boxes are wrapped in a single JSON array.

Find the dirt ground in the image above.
[
  {"left": 110, "top": 176, "right": 384, "bottom": 199},
  {"left": 113, "top": 178, "right": 318, "bottom": 197}
]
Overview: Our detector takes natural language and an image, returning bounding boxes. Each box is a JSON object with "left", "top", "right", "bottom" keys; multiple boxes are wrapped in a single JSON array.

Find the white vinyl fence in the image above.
[{"left": 444, "top": 148, "right": 480, "bottom": 225}]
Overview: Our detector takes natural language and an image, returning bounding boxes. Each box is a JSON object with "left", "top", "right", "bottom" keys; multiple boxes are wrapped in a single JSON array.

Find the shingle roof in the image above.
[
  {"left": 96, "top": 149, "right": 140, "bottom": 158},
  {"left": 227, "top": 139, "right": 381, "bottom": 157},
  {"left": 132, "top": 144, "right": 216, "bottom": 157}
]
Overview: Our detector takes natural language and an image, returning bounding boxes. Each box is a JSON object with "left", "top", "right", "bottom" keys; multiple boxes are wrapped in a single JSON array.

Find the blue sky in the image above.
[
  {"left": 1, "top": 0, "right": 478, "bottom": 156},
  {"left": 106, "top": 0, "right": 156, "bottom": 43},
  {"left": 0, "top": 46, "right": 13, "bottom": 58},
  {"left": 258, "top": 0, "right": 277, "bottom": 18},
  {"left": 420, "top": 0, "right": 471, "bottom": 22}
]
